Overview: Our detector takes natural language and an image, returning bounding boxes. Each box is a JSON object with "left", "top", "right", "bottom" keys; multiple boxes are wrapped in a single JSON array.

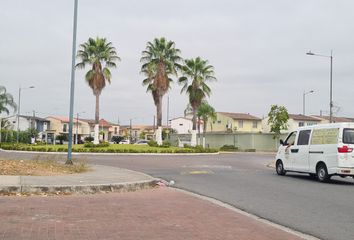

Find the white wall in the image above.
[
  {"left": 6, "top": 116, "right": 30, "bottom": 131},
  {"left": 170, "top": 118, "right": 204, "bottom": 134}
]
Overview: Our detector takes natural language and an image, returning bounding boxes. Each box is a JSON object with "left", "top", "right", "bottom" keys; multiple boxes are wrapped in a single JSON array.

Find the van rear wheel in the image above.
[
  {"left": 316, "top": 164, "right": 330, "bottom": 182},
  {"left": 276, "top": 160, "right": 286, "bottom": 176}
]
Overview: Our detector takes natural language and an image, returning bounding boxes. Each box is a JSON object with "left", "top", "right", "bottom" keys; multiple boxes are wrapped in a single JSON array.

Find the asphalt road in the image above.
[{"left": 1, "top": 151, "right": 354, "bottom": 240}]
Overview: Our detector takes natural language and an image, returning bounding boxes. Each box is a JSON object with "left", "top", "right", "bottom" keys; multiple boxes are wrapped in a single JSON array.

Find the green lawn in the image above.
[{"left": 0, "top": 143, "right": 218, "bottom": 154}]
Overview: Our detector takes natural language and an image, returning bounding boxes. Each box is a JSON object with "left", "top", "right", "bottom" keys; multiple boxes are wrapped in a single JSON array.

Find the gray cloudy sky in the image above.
[{"left": 1, "top": 0, "right": 354, "bottom": 125}]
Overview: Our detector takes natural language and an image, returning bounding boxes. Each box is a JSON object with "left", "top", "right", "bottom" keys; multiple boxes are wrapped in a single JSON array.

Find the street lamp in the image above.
[
  {"left": 75, "top": 111, "right": 85, "bottom": 144},
  {"left": 306, "top": 50, "right": 333, "bottom": 123},
  {"left": 66, "top": 0, "right": 79, "bottom": 165},
  {"left": 303, "top": 90, "right": 314, "bottom": 115},
  {"left": 17, "top": 86, "right": 35, "bottom": 143}
]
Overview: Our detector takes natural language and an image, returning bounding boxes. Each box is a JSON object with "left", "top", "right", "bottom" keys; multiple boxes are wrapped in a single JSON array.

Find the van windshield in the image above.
[{"left": 343, "top": 128, "right": 354, "bottom": 144}]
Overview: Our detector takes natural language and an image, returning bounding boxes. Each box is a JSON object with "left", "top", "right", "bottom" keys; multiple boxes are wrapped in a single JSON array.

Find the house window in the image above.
[
  {"left": 298, "top": 122, "right": 304, "bottom": 127},
  {"left": 63, "top": 124, "right": 67, "bottom": 132},
  {"left": 307, "top": 122, "right": 317, "bottom": 126},
  {"left": 217, "top": 120, "right": 221, "bottom": 124},
  {"left": 114, "top": 127, "right": 117, "bottom": 134},
  {"left": 179, "top": 123, "right": 183, "bottom": 126},
  {"left": 238, "top": 120, "right": 243, "bottom": 128},
  {"left": 252, "top": 121, "right": 258, "bottom": 128}
]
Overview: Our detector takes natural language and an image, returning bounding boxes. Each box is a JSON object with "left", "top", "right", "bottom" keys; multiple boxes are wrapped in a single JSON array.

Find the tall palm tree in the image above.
[
  {"left": 197, "top": 101, "right": 216, "bottom": 147},
  {"left": 76, "top": 37, "right": 120, "bottom": 144},
  {"left": 179, "top": 57, "right": 216, "bottom": 145},
  {"left": 0, "top": 86, "right": 17, "bottom": 115},
  {"left": 140, "top": 37, "right": 182, "bottom": 144}
]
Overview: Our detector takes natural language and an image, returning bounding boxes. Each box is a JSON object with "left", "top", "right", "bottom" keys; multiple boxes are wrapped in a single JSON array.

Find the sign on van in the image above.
[{"left": 311, "top": 128, "right": 339, "bottom": 145}]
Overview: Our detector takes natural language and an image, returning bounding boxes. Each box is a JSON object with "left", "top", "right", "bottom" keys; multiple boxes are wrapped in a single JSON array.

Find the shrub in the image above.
[
  {"left": 84, "top": 141, "right": 110, "bottom": 148},
  {"left": 148, "top": 140, "right": 158, "bottom": 147},
  {"left": 159, "top": 141, "right": 171, "bottom": 148},
  {"left": 83, "top": 136, "right": 93, "bottom": 142},
  {"left": 244, "top": 148, "right": 256, "bottom": 152},
  {"left": 220, "top": 145, "right": 239, "bottom": 152},
  {"left": 84, "top": 142, "right": 95, "bottom": 148}
]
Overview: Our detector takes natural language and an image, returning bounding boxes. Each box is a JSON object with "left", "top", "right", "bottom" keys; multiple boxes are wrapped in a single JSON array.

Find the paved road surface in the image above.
[{"left": 2, "top": 151, "right": 354, "bottom": 240}]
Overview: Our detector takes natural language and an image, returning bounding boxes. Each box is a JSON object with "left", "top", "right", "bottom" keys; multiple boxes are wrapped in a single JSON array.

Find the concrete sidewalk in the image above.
[{"left": 0, "top": 165, "right": 157, "bottom": 194}]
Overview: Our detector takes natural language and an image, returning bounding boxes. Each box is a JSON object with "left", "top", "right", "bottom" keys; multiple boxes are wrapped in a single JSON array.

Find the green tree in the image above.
[
  {"left": 76, "top": 37, "right": 120, "bottom": 144},
  {"left": 0, "top": 86, "right": 17, "bottom": 115},
  {"left": 197, "top": 101, "right": 216, "bottom": 147},
  {"left": 179, "top": 57, "right": 216, "bottom": 146},
  {"left": 197, "top": 101, "right": 217, "bottom": 132},
  {"left": 140, "top": 37, "right": 182, "bottom": 144},
  {"left": 268, "top": 105, "right": 289, "bottom": 139}
]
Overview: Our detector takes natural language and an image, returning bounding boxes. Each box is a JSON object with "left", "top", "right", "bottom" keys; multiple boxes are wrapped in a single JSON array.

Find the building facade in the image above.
[{"left": 207, "top": 112, "right": 262, "bottom": 133}]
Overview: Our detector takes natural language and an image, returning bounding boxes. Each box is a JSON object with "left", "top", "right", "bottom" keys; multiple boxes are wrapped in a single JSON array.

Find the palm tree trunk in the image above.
[
  {"left": 192, "top": 107, "right": 197, "bottom": 130},
  {"left": 93, "top": 93, "right": 100, "bottom": 144},
  {"left": 197, "top": 116, "right": 201, "bottom": 145},
  {"left": 155, "top": 94, "right": 163, "bottom": 145},
  {"left": 156, "top": 95, "right": 162, "bottom": 127},
  {"left": 203, "top": 118, "right": 207, "bottom": 148},
  {"left": 191, "top": 106, "right": 197, "bottom": 147}
]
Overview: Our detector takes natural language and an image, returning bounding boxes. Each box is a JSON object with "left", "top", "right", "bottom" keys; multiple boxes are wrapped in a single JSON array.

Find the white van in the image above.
[{"left": 275, "top": 123, "right": 354, "bottom": 182}]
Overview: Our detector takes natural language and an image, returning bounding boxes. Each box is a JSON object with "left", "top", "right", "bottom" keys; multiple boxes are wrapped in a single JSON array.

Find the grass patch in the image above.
[
  {"left": 0, "top": 143, "right": 219, "bottom": 154},
  {"left": 0, "top": 159, "right": 90, "bottom": 176}
]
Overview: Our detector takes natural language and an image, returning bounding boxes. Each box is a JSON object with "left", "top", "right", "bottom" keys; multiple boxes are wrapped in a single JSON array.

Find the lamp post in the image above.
[
  {"left": 66, "top": 0, "right": 78, "bottom": 165},
  {"left": 16, "top": 86, "right": 35, "bottom": 143},
  {"left": 303, "top": 90, "right": 314, "bottom": 115},
  {"left": 306, "top": 50, "right": 333, "bottom": 123}
]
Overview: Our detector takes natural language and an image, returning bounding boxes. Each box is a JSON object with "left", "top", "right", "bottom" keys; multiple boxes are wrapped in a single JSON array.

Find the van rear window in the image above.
[{"left": 343, "top": 129, "right": 354, "bottom": 144}]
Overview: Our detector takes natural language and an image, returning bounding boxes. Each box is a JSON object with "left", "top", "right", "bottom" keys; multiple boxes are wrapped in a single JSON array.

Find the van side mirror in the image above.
[{"left": 280, "top": 139, "right": 284, "bottom": 145}]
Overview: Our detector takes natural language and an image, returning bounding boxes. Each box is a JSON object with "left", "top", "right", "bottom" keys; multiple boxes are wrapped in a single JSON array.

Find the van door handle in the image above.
[
  {"left": 291, "top": 149, "right": 299, "bottom": 153},
  {"left": 309, "top": 151, "right": 324, "bottom": 154}
]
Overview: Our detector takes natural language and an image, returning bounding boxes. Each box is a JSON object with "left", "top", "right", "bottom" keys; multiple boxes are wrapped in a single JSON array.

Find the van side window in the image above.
[
  {"left": 297, "top": 130, "right": 311, "bottom": 145},
  {"left": 285, "top": 131, "right": 297, "bottom": 145},
  {"left": 343, "top": 128, "right": 354, "bottom": 144}
]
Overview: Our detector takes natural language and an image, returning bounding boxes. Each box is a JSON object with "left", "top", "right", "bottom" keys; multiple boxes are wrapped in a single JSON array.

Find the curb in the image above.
[
  {"left": 0, "top": 179, "right": 159, "bottom": 195},
  {"left": 0, "top": 148, "right": 220, "bottom": 156},
  {"left": 172, "top": 187, "right": 320, "bottom": 240}
]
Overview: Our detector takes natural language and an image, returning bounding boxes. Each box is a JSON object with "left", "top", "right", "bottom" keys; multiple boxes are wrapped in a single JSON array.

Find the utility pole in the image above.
[{"left": 66, "top": 0, "right": 79, "bottom": 165}]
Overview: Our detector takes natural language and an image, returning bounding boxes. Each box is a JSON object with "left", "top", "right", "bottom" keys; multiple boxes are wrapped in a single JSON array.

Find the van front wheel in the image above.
[
  {"left": 316, "top": 164, "right": 330, "bottom": 182},
  {"left": 276, "top": 160, "right": 286, "bottom": 176}
]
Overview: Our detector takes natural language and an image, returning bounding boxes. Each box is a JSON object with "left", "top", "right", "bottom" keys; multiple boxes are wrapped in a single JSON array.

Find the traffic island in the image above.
[{"left": 0, "top": 164, "right": 158, "bottom": 195}]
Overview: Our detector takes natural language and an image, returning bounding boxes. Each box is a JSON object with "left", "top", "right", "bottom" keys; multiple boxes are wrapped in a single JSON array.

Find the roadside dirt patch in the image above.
[{"left": 0, "top": 159, "right": 89, "bottom": 176}]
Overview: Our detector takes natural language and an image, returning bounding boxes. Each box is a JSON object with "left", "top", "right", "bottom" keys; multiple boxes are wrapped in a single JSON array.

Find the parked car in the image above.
[
  {"left": 134, "top": 140, "right": 149, "bottom": 145},
  {"left": 275, "top": 123, "right": 354, "bottom": 182},
  {"left": 119, "top": 139, "right": 130, "bottom": 144}
]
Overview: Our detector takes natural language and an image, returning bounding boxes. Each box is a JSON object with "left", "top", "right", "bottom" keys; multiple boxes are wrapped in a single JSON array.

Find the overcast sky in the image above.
[{"left": 1, "top": 0, "right": 354, "bottom": 125}]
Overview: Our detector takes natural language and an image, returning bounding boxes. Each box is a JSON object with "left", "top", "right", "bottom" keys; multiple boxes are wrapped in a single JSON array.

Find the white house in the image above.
[
  {"left": 169, "top": 117, "right": 203, "bottom": 134},
  {"left": 262, "top": 114, "right": 321, "bottom": 133},
  {"left": 6, "top": 115, "right": 49, "bottom": 136}
]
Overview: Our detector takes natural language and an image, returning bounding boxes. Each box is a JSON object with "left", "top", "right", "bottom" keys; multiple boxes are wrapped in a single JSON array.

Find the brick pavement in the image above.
[{"left": 0, "top": 187, "right": 302, "bottom": 240}]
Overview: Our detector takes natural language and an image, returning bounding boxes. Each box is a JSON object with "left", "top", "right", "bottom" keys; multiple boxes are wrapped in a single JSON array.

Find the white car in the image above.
[
  {"left": 276, "top": 122, "right": 354, "bottom": 182},
  {"left": 119, "top": 139, "right": 130, "bottom": 144}
]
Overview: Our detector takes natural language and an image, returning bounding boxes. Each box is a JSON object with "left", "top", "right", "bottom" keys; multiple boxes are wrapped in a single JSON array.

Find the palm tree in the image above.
[
  {"left": 197, "top": 101, "right": 216, "bottom": 147},
  {"left": 0, "top": 85, "right": 17, "bottom": 143},
  {"left": 141, "top": 37, "right": 182, "bottom": 144},
  {"left": 0, "top": 86, "right": 17, "bottom": 115},
  {"left": 179, "top": 57, "right": 216, "bottom": 146},
  {"left": 76, "top": 37, "right": 120, "bottom": 144}
]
